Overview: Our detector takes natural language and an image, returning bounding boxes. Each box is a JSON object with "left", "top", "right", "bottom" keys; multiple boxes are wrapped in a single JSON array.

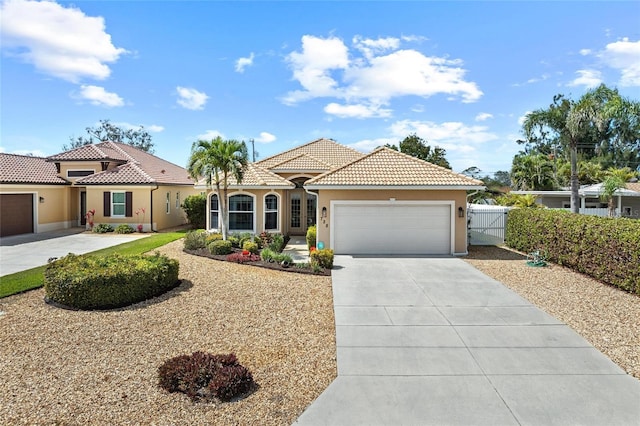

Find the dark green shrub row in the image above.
[
  {"left": 44, "top": 253, "right": 180, "bottom": 309},
  {"left": 506, "top": 209, "right": 640, "bottom": 294},
  {"left": 158, "top": 352, "right": 255, "bottom": 402}
]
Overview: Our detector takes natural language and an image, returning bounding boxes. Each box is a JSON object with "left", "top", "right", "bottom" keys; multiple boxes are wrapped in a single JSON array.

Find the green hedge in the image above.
[
  {"left": 506, "top": 209, "right": 640, "bottom": 294},
  {"left": 44, "top": 253, "right": 179, "bottom": 310}
]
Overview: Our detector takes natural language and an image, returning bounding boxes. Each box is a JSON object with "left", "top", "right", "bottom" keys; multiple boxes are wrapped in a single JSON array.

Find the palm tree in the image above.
[
  {"left": 187, "top": 137, "right": 248, "bottom": 239},
  {"left": 600, "top": 175, "right": 626, "bottom": 217},
  {"left": 510, "top": 153, "right": 555, "bottom": 191}
]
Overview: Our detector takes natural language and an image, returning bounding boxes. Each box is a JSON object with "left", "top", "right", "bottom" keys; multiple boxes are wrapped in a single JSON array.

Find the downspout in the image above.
[
  {"left": 462, "top": 189, "right": 483, "bottom": 256},
  {"left": 304, "top": 186, "right": 319, "bottom": 246},
  {"left": 150, "top": 184, "right": 158, "bottom": 232}
]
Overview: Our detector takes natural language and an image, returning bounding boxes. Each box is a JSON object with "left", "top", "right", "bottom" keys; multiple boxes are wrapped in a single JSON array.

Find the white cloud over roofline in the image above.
[
  {"left": 282, "top": 34, "right": 483, "bottom": 118},
  {"left": 568, "top": 69, "right": 603, "bottom": 88},
  {"left": 255, "top": 132, "right": 276, "bottom": 143},
  {"left": 176, "top": 86, "right": 209, "bottom": 110},
  {"left": 601, "top": 38, "right": 640, "bottom": 87},
  {"left": 76, "top": 85, "right": 124, "bottom": 107},
  {"left": 0, "top": 0, "right": 127, "bottom": 83}
]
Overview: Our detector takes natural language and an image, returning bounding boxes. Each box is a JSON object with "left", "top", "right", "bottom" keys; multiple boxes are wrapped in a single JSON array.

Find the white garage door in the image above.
[{"left": 332, "top": 202, "right": 452, "bottom": 255}]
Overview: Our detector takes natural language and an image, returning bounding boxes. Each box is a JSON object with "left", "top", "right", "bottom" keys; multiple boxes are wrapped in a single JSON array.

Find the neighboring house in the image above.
[
  {"left": 0, "top": 142, "right": 198, "bottom": 237},
  {"left": 512, "top": 182, "right": 640, "bottom": 218},
  {"left": 195, "top": 138, "right": 484, "bottom": 255}
]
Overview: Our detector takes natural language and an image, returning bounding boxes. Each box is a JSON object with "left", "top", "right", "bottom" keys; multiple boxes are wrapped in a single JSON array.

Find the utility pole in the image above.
[{"left": 250, "top": 138, "right": 255, "bottom": 162}]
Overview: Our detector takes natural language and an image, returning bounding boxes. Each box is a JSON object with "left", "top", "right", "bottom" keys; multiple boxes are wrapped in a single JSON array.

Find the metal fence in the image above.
[{"left": 468, "top": 206, "right": 510, "bottom": 246}]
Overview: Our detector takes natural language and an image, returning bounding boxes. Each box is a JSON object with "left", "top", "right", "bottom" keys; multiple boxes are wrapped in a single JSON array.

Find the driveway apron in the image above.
[{"left": 294, "top": 256, "right": 640, "bottom": 426}]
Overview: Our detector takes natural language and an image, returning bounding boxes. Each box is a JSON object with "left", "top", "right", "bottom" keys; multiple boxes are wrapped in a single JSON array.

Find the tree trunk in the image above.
[
  {"left": 570, "top": 144, "right": 579, "bottom": 214},
  {"left": 608, "top": 198, "right": 615, "bottom": 217},
  {"left": 221, "top": 173, "right": 229, "bottom": 240}
]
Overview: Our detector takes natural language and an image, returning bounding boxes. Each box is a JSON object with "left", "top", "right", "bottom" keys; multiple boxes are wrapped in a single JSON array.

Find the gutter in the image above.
[{"left": 150, "top": 184, "right": 158, "bottom": 232}]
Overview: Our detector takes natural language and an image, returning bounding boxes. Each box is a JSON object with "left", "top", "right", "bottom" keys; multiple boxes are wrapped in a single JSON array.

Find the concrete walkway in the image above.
[
  {"left": 282, "top": 236, "right": 310, "bottom": 263},
  {"left": 295, "top": 256, "right": 640, "bottom": 425},
  {"left": 0, "top": 228, "right": 149, "bottom": 277}
]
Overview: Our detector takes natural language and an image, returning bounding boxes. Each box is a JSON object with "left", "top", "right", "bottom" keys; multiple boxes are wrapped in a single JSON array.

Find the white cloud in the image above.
[
  {"left": 568, "top": 69, "right": 603, "bottom": 88},
  {"left": 347, "top": 138, "right": 396, "bottom": 153},
  {"left": 196, "top": 130, "right": 225, "bottom": 141},
  {"left": 114, "top": 122, "right": 164, "bottom": 132},
  {"left": 324, "top": 102, "right": 392, "bottom": 119},
  {"left": 0, "top": 0, "right": 127, "bottom": 83},
  {"left": 601, "top": 37, "right": 640, "bottom": 86},
  {"left": 475, "top": 112, "right": 493, "bottom": 122},
  {"left": 579, "top": 49, "right": 592, "bottom": 56},
  {"left": 254, "top": 132, "right": 276, "bottom": 143},
  {"left": 176, "top": 86, "right": 209, "bottom": 110},
  {"left": 389, "top": 119, "right": 498, "bottom": 153},
  {"left": 76, "top": 85, "right": 124, "bottom": 107},
  {"left": 518, "top": 111, "right": 532, "bottom": 126},
  {"left": 235, "top": 52, "right": 255, "bottom": 73},
  {"left": 0, "top": 147, "right": 48, "bottom": 157},
  {"left": 282, "top": 34, "right": 482, "bottom": 113}
]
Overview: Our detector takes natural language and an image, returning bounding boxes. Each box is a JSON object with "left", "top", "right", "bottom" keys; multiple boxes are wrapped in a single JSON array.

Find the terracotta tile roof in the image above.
[
  {"left": 626, "top": 182, "right": 640, "bottom": 193},
  {"left": 256, "top": 138, "right": 364, "bottom": 169},
  {"left": 0, "top": 153, "right": 68, "bottom": 185},
  {"left": 56, "top": 142, "right": 193, "bottom": 186},
  {"left": 195, "top": 163, "right": 295, "bottom": 188},
  {"left": 270, "top": 153, "right": 332, "bottom": 171},
  {"left": 305, "top": 147, "right": 485, "bottom": 188}
]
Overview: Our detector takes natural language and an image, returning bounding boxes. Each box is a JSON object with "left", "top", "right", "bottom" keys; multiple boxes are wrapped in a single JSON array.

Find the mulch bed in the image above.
[{"left": 184, "top": 248, "right": 331, "bottom": 276}]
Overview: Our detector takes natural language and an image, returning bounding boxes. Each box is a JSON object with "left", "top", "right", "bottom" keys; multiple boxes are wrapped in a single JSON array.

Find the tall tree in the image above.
[
  {"left": 510, "top": 153, "right": 556, "bottom": 191},
  {"left": 385, "top": 134, "right": 451, "bottom": 169},
  {"left": 600, "top": 175, "right": 626, "bottom": 217},
  {"left": 65, "top": 119, "right": 154, "bottom": 152},
  {"left": 187, "top": 137, "right": 248, "bottom": 240}
]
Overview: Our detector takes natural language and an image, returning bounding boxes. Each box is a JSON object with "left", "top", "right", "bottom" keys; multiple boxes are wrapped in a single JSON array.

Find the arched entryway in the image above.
[{"left": 289, "top": 177, "right": 317, "bottom": 235}]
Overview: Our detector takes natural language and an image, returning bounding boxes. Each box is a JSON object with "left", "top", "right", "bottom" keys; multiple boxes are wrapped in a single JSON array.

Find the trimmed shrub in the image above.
[
  {"left": 208, "top": 240, "right": 233, "bottom": 255},
  {"left": 44, "top": 253, "right": 179, "bottom": 310},
  {"left": 268, "top": 233, "right": 285, "bottom": 253},
  {"left": 184, "top": 229, "right": 207, "bottom": 250},
  {"left": 259, "top": 231, "right": 273, "bottom": 248},
  {"left": 205, "top": 233, "right": 223, "bottom": 245},
  {"left": 306, "top": 225, "right": 316, "bottom": 249},
  {"left": 181, "top": 194, "right": 206, "bottom": 229},
  {"left": 93, "top": 223, "right": 114, "bottom": 233},
  {"left": 115, "top": 224, "right": 135, "bottom": 234},
  {"left": 226, "top": 253, "right": 261, "bottom": 263},
  {"left": 310, "top": 248, "right": 334, "bottom": 269},
  {"left": 243, "top": 241, "right": 259, "bottom": 254},
  {"left": 158, "top": 351, "right": 255, "bottom": 402},
  {"left": 227, "top": 236, "right": 240, "bottom": 248},
  {"left": 273, "top": 253, "right": 293, "bottom": 264},
  {"left": 506, "top": 209, "right": 640, "bottom": 294}
]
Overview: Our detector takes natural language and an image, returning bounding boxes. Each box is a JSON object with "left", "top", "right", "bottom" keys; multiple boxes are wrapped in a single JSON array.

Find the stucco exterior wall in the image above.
[
  {"left": 315, "top": 189, "right": 469, "bottom": 254},
  {"left": 153, "top": 185, "right": 199, "bottom": 231}
]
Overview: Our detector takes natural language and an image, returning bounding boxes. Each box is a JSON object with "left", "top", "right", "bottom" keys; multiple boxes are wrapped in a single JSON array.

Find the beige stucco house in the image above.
[
  {"left": 196, "top": 138, "right": 484, "bottom": 255},
  {"left": 0, "top": 142, "right": 198, "bottom": 237}
]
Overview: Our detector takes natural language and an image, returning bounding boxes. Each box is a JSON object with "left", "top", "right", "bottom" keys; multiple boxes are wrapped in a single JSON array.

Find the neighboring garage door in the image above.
[
  {"left": 332, "top": 202, "right": 452, "bottom": 255},
  {"left": 0, "top": 194, "right": 34, "bottom": 237}
]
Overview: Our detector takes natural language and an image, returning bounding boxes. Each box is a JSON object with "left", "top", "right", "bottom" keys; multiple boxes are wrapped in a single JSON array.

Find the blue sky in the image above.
[{"left": 2, "top": 0, "right": 639, "bottom": 176}]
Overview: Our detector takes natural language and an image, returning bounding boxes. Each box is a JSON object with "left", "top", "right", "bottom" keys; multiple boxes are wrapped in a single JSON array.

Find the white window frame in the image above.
[
  {"left": 166, "top": 192, "right": 170, "bottom": 214},
  {"left": 209, "top": 193, "right": 220, "bottom": 231},
  {"left": 264, "top": 192, "right": 280, "bottom": 232},
  {"left": 111, "top": 191, "right": 126, "bottom": 218},
  {"left": 228, "top": 192, "right": 255, "bottom": 233}
]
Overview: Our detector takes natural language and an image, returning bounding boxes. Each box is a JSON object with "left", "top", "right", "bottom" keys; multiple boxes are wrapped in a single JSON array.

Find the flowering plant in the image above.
[
  {"left": 85, "top": 209, "right": 96, "bottom": 230},
  {"left": 242, "top": 250, "right": 250, "bottom": 256},
  {"left": 135, "top": 207, "right": 146, "bottom": 233}
]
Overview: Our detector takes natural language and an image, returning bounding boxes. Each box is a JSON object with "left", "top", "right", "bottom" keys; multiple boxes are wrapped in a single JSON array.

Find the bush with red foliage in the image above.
[
  {"left": 158, "top": 351, "right": 255, "bottom": 402},
  {"left": 226, "top": 252, "right": 261, "bottom": 263}
]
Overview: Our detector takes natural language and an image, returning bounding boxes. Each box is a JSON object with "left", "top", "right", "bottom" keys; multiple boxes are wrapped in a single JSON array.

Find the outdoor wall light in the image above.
[
  {"left": 321, "top": 206, "right": 327, "bottom": 218},
  {"left": 458, "top": 206, "right": 464, "bottom": 218},
  {"left": 39, "top": 196, "right": 45, "bottom": 203}
]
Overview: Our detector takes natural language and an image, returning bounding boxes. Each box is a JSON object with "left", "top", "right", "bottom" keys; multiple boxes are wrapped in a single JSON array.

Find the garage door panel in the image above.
[
  {"left": 333, "top": 203, "right": 451, "bottom": 255},
  {"left": 0, "top": 194, "right": 34, "bottom": 237}
]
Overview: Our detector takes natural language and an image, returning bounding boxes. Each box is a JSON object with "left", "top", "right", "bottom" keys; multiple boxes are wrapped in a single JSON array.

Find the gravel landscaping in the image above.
[
  {"left": 0, "top": 240, "right": 336, "bottom": 425},
  {"left": 464, "top": 245, "right": 640, "bottom": 380},
  {"left": 2, "top": 240, "right": 638, "bottom": 424}
]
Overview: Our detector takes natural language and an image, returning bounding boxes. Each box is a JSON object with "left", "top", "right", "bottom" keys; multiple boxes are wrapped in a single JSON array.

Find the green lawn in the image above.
[{"left": 0, "top": 231, "right": 186, "bottom": 299}]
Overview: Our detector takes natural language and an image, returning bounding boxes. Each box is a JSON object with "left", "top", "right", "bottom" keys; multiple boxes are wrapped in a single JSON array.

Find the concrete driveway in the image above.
[
  {"left": 0, "top": 228, "right": 149, "bottom": 277},
  {"left": 295, "top": 256, "right": 640, "bottom": 425}
]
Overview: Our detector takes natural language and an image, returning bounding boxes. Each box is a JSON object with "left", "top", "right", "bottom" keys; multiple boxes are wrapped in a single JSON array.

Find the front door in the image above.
[
  {"left": 80, "top": 191, "right": 87, "bottom": 226},
  {"left": 289, "top": 188, "right": 317, "bottom": 235}
]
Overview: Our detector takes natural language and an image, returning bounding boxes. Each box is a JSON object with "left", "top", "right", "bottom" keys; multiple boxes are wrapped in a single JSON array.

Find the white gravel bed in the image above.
[
  {"left": 0, "top": 240, "right": 336, "bottom": 425},
  {"left": 464, "top": 245, "right": 640, "bottom": 380}
]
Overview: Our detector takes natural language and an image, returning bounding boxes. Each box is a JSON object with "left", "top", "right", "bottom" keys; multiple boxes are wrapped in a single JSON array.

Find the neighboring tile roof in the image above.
[
  {"left": 270, "top": 153, "right": 332, "bottom": 171},
  {"left": 54, "top": 142, "right": 194, "bottom": 186},
  {"left": 256, "top": 138, "right": 364, "bottom": 169},
  {"left": 195, "top": 163, "right": 295, "bottom": 188},
  {"left": 305, "top": 147, "right": 485, "bottom": 188},
  {"left": 626, "top": 182, "right": 640, "bottom": 193},
  {"left": 0, "top": 153, "right": 68, "bottom": 185}
]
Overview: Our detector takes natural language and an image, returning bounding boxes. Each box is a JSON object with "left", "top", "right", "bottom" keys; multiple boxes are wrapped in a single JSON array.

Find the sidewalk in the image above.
[
  {"left": 294, "top": 255, "right": 640, "bottom": 425},
  {"left": 282, "top": 236, "right": 310, "bottom": 263}
]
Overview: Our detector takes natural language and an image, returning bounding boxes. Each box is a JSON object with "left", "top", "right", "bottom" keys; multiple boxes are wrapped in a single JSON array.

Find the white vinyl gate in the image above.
[{"left": 468, "top": 206, "right": 510, "bottom": 245}]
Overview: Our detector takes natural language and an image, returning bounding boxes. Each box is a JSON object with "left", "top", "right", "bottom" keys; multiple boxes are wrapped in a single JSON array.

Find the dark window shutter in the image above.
[
  {"left": 103, "top": 192, "right": 111, "bottom": 217},
  {"left": 125, "top": 192, "right": 133, "bottom": 217}
]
